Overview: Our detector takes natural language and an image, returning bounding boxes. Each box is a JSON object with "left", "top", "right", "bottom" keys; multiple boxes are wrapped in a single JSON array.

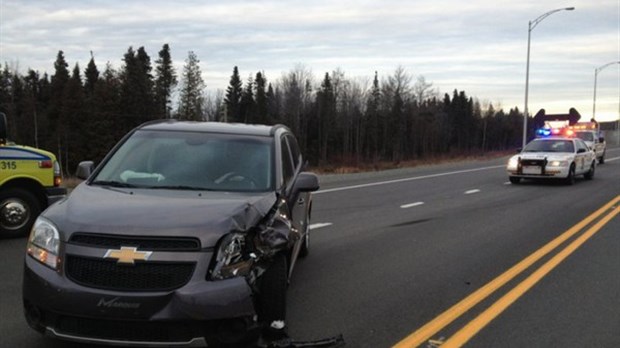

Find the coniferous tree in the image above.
[
  {"left": 83, "top": 54, "right": 99, "bottom": 146},
  {"left": 266, "top": 83, "right": 279, "bottom": 123},
  {"left": 84, "top": 54, "right": 99, "bottom": 96},
  {"left": 61, "top": 64, "right": 86, "bottom": 173},
  {"left": 119, "top": 46, "right": 156, "bottom": 130},
  {"left": 154, "top": 44, "right": 177, "bottom": 119},
  {"left": 90, "top": 63, "right": 122, "bottom": 161},
  {"left": 21, "top": 70, "right": 43, "bottom": 147},
  {"left": 8, "top": 71, "right": 24, "bottom": 144},
  {"left": 177, "top": 51, "right": 205, "bottom": 121},
  {"left": 316, "top": 72, "right": 335, "bottom": 163},
  {"left": 366, "top": 71, "right": 381, "bottom": 161},
  {"left": 47, "top": 51, "right": 70, "bottom": 158},
  {"left": 224, "top": 66, "right": 242, "bottom": 122},
  {"left": 240, "top": 75, "right": 255, "bottom": 123},
  {"left": 254, "top": 72, "right": 268, "bottom": 124}
]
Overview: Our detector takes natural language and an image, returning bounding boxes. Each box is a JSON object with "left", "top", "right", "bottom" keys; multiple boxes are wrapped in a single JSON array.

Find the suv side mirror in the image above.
[
  {"left": 599, "top": 137, "right": 605, "bottom": 143},
  {"left": 76, "top": 161, "right": 95, "bottom": 180},
  {"left": 577, "top": 148, "right": 586, "bottom": 154},
  {"left": 294, "top": 172, "right": 319, "bottom": 192}
]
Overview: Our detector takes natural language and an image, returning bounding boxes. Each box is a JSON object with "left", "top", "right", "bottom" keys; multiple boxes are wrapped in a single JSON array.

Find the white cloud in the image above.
[{"left": 1, "top": 0, "right": 618, "bottom": 121}]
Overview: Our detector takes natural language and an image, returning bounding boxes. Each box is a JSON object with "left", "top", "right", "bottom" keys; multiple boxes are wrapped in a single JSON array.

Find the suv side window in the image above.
[{"left": 280, "top": 136, "right": 294, "bottom": 187}]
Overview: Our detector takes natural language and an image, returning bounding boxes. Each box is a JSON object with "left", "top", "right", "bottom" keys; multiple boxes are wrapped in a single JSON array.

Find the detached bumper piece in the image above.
[{"left": 257, "top": 334, "right": 345, "bottom": 348}]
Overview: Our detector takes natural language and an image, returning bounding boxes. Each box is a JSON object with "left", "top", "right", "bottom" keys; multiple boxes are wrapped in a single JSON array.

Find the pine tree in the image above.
[
  {"left": 62, "top": 64, "right": 85, "bottom": 173},
  {"left": 154, "top": 44, "right": 177, "bottom": 119},
  {"left": 240, "top": 75, "right": 255, "bottom": 123},
  {"left": 365, "top": 71, "right": 381, "bottom": 161},
  {"left": 316, "top": 72, "right": 335, "bottom": 163},
  {"left": 119, "top": 46, "right": 156, "bottom": 130},
  {"left": 178, "top": 51, "right": 205, "bottom": 121},
  {"left": 254, "top": 72, "right": 268, "bottom": 124},
  {"left": 91, "top": 63, "right": 122, "bottom": 160},
  {"left": 49, "top": 51, "right": 69, "bottom": 125},
  {"left": 84, "top": 53, "right": 99, "bottom": 96},
  {"left": 266, "top": 83, "right": 278, "bottom": 123},
  {"left": 224, "top": 66, "right": 242, "bottom": 122}
]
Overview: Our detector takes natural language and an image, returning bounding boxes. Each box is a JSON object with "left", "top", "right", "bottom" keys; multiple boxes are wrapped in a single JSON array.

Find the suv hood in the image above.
[{"left": 43, "top": 183, "right": 277, "bottom": 248}]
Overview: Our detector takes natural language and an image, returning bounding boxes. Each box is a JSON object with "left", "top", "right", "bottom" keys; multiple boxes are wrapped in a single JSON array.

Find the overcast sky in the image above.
[{"left": 1, "top": 0, "right": 619, "bottom": 122}]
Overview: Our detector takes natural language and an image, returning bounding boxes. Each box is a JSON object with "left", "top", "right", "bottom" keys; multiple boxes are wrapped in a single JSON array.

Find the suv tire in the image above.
[{"left": 259, "top": 254, "right": 288, "bottom": 327}]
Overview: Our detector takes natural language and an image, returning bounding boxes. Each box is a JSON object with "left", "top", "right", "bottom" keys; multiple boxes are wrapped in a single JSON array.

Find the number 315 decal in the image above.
[{"left": 0, "top": 161, "right": 17, "bottom": 170}]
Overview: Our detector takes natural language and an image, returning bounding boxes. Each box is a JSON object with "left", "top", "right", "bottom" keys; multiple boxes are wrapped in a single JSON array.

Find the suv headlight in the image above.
[
  {"left": 210, "top": 233, "right": 255, "bottom": 280},
  {"left": 27, "top": 217, "right": 61, "bottom": 270}
]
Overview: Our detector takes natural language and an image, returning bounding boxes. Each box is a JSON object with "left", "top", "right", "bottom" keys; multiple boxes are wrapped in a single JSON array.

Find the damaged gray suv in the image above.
[{"left": 23, "top": 120, "right": 319, "bottom": 347}]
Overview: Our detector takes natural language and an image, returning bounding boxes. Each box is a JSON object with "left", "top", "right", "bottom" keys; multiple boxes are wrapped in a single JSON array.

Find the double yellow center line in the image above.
[{"left": 394, "top": 195, "right": 620, "bottom": 348}]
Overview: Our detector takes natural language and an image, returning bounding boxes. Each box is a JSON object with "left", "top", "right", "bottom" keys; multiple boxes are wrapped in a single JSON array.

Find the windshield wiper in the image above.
[
  {"left": 90, "top": 180, "right": 139, "bottom": 188},
  {"left": 147, "top": 185, "right": 214, "bottom": 191}
]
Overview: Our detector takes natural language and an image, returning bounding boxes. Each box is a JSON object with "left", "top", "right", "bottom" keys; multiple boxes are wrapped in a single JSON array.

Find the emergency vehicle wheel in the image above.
[
  {"left": 0, "top": 188, "right": 41, "bottom": 238},
  {"left": 509, "top": 177, "right": 520, "bottom": 184},
  {"left": 584, "top": 162, "right": 595, "bottom": 180},
  {"left": 564, "top": 165, "right": 576, "bottom": 185}
]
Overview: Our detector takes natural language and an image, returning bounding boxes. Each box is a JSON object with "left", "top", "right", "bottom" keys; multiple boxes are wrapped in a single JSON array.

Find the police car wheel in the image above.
[
  {"left": 584, "top": 162, "right": 595, "bottom": 180},
  {"left": 509, "top": 177, "right": 520, "bottom": 184},
  {"left": 564, "top": 165, "right": 576, "bottom": 185},
  {"left": 0, "top": 188, "right": 41, "bottom": 238}
]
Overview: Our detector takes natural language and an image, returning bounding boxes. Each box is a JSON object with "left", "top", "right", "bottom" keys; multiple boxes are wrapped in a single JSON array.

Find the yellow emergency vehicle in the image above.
[{"left": 0, "top": 113, "right": 66, "bottom": 237}]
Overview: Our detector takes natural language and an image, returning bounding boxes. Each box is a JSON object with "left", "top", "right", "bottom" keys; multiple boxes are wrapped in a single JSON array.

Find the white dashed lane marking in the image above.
[
  {"left": 309, "top": 223, "right": 333, "bottom": 230},
  {"left": 464, "top": 189, "right": 481, "bottom": 195},
  {"left": 400, "top": 202, "right": 425, "bottom": 209}
]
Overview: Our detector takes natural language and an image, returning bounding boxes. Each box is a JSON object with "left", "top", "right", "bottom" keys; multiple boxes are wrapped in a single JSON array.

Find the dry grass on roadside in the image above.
[{"left": 310, "top": 150, "right": 513, "bottom": 174}]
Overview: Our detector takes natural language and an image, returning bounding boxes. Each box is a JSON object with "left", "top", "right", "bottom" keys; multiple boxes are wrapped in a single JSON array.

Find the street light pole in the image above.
[
  {"left": 592, "top": 61, "right": 620, "bottom": 145},
  {"left": 593, "top": 61, "right": 620, "bottom": 120},
  {"left": 522, "top": 7, "right": 575, "bottom": 148}
]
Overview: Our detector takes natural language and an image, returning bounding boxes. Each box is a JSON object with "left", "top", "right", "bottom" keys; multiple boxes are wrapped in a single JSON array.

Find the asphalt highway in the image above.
[{"left": 1, "top": 147, "right": 619, "bottom": 347}]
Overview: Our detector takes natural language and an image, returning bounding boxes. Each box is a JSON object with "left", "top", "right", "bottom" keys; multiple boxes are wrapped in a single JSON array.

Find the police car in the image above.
[{"left": 507, "top": 136, "right": 596, "bottom": 185}]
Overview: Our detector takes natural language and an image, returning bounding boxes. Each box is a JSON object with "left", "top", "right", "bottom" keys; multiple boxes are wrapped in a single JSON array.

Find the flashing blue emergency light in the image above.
[{"left": 537, "top": 128, "right": 552, "bottom": 137}]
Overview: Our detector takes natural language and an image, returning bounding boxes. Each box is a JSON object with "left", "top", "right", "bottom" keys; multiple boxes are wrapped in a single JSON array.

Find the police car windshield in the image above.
[
  {"left": 575, "top": 131, "right": 594, "bottom": 142},
  {"left": 523, "top": 139, "right": 574, "bottom": 153},
  {"left": 94, "top": 130, "right": 274, "bottom": 192}
]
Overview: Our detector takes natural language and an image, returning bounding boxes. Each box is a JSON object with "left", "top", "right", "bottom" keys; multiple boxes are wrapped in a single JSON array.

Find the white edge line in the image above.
[
  {"left": 315, "top": 165, "right": 505, "bottom": 195},
  {"left": 464, "top": 189, "right": 481, "bottom": 195}
]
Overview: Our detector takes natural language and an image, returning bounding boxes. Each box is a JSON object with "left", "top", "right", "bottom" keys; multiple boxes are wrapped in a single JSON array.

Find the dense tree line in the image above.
[{"left": 1, "top": 44, "right": 526, "bottom": 174}]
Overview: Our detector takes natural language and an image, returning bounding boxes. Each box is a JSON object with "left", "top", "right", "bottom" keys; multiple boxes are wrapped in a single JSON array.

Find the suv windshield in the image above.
[
  {"left": 523, "top": 139, "right": 574, "bottom": 153},
  {"left": 93, "top": 130, "right": 274, "bottom": 192}
]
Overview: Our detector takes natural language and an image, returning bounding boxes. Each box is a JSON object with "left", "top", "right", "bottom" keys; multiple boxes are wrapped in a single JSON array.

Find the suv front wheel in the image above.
[{"left": 258, "top": 254, "right": 288, "bottom": 334}]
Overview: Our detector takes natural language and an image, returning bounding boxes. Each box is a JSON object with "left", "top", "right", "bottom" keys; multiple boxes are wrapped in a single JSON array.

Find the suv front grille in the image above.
[
  {"left": 56, "top": 315, "right": 199, "bottom": 343},
  {"left": 69, "top": 233, "right": 201, "bottom": 251},
  {"left": 66, "top": 256, "right": 195, "bottom": 292}
]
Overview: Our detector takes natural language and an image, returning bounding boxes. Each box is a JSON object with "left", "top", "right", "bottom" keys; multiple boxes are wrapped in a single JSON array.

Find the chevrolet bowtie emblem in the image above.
[{"left": 104, "top": 246, "right": 152, "bottom": 265}]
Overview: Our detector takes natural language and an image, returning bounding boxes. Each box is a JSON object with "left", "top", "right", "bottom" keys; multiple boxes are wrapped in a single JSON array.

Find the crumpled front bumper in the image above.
[{"left": 23, "top": 253, "right": 257, "bottom": 347}]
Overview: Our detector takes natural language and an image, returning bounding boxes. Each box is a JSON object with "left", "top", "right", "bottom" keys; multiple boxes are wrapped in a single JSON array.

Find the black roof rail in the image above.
[{"left": 137, "top": 118, "right": 177, "bottom": 129}]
